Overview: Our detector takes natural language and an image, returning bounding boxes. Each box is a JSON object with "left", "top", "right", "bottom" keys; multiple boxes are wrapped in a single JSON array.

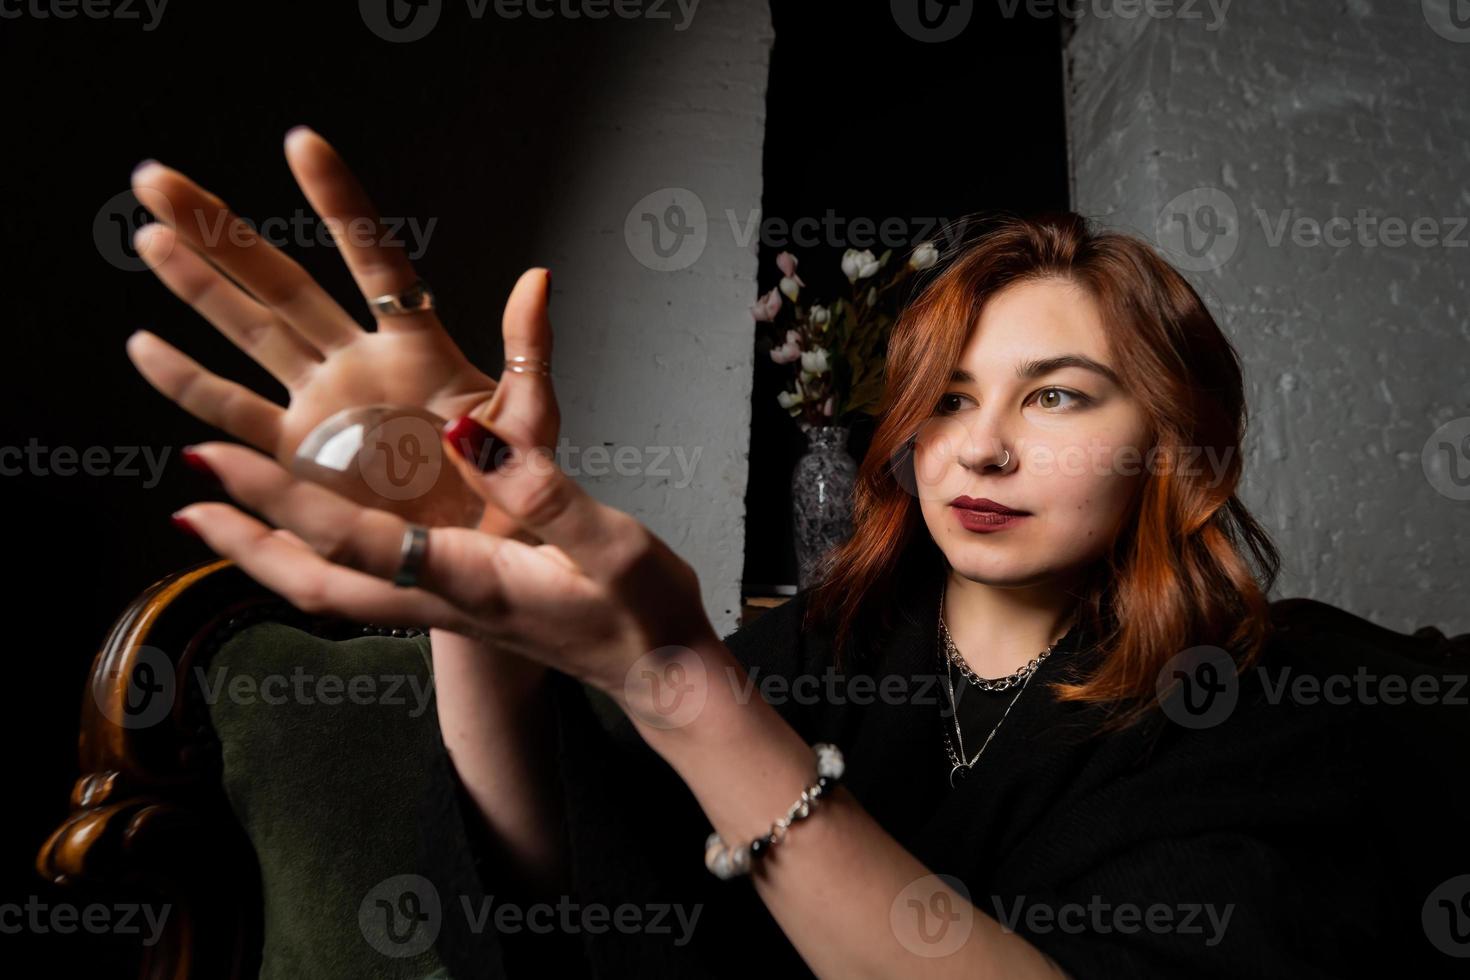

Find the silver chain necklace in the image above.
[{"left": 937, "top": 583, "right": 1069, "bottom": 788}]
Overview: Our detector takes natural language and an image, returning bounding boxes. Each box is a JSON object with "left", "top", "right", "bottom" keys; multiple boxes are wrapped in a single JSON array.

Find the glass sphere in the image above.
[{"left": 286, "top": 404, "right": 485, "bottom": 528}]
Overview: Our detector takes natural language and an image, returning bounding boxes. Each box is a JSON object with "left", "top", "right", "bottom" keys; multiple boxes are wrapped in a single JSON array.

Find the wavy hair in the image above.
[{"left": 801, "top": 211, "right": 1281, "bottom": 733}]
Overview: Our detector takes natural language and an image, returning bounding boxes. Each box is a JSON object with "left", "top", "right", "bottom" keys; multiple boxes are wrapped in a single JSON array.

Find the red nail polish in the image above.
[
  {"left": 182, "top": 447, "right": 220, "bottom": 483},
  {"left": 171, "top": 513, "right": 201, "bottom": 538},
  {"left": 443, "top": 416, "right": 512, "bottom": 473}
]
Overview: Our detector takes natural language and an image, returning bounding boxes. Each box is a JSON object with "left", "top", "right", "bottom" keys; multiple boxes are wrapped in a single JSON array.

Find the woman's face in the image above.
[{"left": 912, "top": 276, "right": 1151, "bottom": 588}]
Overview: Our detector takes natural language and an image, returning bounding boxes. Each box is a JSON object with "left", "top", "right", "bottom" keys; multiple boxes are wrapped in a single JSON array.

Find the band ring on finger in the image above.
[
  {"left": 504, "top": 355, "right": 551, "bottom": 376},
  {"left": 393, "top": 523, "right": 430, "bottom": 588},
  {"left": 370, "top": 279, "right": 436, "bottom": 317}
]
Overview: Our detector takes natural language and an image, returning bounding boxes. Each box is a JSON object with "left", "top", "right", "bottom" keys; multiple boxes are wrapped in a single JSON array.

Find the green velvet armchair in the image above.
[{"left": 37, "top": 558, "right": 452, "bottom": 979}]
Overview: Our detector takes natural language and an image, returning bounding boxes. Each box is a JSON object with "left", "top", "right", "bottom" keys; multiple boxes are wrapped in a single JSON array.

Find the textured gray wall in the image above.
[
  {"left": 522, "top": 1, "right": 773, "bottom": 637},
  {"left": 1063, "top": 3, "right": 1468, "bottom": 633}
]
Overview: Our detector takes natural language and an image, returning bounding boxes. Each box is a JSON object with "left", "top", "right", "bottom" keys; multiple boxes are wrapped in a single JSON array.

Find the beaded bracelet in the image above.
[{"left": 703, "top": 742, "right": 845, "bottom": 879}]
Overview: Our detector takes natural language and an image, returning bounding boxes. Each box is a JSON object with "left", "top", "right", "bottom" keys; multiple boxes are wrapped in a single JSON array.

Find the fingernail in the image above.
[
  {"left": 182, "top": 446, "right": 221, "bottom": 484},
  {"left": 285, "top": 125, "right": 315, "bottom": 143},
  {"left": 131, "top": 158, "right": 158, "bottom": 179},
  {"left": 443, "top": 416, "right": 513, "bottom": 473},
  {"left": 171, "top": 512, "right": 200, "bottom": 539}
]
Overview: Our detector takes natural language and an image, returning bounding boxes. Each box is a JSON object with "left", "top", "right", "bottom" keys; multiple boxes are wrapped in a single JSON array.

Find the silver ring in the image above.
[
  {"left": 997, "top": 449, "right": 1010, "bottom": 469},
  {"left": 370, "top": 279, "right": 435, "bottom": 317},
  {"left": 393, "top": 524, "right": 430, "bottom": 588},
  {"left": 504, "top": 355, "right": 551, "bottom": 376}
]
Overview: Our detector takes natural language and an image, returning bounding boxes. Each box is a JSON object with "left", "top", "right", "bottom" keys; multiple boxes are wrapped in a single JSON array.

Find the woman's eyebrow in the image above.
[{"left": 950, "top": 354, "right": 1121, "bottom": 387}]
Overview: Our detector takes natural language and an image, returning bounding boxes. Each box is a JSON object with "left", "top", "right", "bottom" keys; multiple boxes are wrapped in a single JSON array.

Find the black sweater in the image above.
[{"left": 415, "top": 571, "right": 1470, "bottom": 978}]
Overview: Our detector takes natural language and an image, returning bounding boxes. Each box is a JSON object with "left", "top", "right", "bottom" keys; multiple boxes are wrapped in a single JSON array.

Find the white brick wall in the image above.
[
  {"left": 1065, "top": 3, "right": 1469, "bottom": 632},
  {"left": 522, "top": 1, "right": 774, "bottom": 636}
]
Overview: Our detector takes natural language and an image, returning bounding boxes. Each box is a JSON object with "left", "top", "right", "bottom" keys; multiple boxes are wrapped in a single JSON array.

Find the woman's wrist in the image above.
[{"left": 621, "top": 636, "right": 825, "bottom": 849}]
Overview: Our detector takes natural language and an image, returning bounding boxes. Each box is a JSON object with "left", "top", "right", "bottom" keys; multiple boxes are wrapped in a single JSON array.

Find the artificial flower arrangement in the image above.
[{"left": 752, "top": 242, "right": 939, "bottom": 428}]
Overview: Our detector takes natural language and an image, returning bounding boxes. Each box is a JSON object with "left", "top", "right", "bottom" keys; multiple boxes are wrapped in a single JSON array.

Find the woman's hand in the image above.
[
  {"left": 172, "top": 428, "right": 721, "bottom": 707},
  {"left": 125, "top": 126, "right": 558, "bottom": 542}
]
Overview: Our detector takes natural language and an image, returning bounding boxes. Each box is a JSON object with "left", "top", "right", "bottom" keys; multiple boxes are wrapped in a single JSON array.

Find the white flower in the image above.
[
  {"left": 769, "top": 329, "right": 803, "bottom": 364},
  {"left": 809, "top": 304, "right": 830, "bottom": 327},
  {"left": 776, "top": 251, "right": 805, "bottom": 285},
  {"left": 800, "top": 347, "right": 830, "bottom": 374},
  {"left": 841, "top": 248, "right": 880, "bottom": 282},
  {"left": 779, "top": 275, "right": 801, "bottom": 302},
  {"left": 751, "top": 288, "right": 782, "bottom": 322},
  {"left": 777, "top": 389, "right": 805, "bottom": 409},
  {"left": 909, "top": 241, "right": 939, "bottom": 270}
]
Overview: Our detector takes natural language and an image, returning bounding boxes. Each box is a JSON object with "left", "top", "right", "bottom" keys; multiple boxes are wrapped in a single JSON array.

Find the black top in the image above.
[{"left": 415, "top": 569, "right": 1470, "bottom": 978}]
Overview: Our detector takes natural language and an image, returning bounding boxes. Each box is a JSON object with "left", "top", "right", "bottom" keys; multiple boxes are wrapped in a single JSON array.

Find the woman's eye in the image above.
[
  {"left": 937, "top": 393, "right": 968, "bottom": 414},
  {"left": 1031, "top": 387, "right": 1087, "bottom": 411}
]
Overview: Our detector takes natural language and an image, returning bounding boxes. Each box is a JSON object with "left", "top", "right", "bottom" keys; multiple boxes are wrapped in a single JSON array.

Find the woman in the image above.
[{"left": 126, "top": 128, "right": 1466, "bottom": 978}]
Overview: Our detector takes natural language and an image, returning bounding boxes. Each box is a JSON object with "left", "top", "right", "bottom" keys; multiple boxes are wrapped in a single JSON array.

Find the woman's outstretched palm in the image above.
[{"left": 125, "top": 127, "right": 557, "bottom": 539}]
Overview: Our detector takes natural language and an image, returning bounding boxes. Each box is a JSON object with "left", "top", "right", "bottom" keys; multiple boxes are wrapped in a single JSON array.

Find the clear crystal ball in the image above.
[{"left": 285, "top": 404, "right": 485, "bottom": 528}]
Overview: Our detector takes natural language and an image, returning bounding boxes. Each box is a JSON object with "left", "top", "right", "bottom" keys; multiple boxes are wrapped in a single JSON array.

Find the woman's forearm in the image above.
[
  {"left": 430, "top": 628, "right": 569, "bottom": 899},
  {"left": 626, "top": 639, "right": 1071, "bottom": 980}
]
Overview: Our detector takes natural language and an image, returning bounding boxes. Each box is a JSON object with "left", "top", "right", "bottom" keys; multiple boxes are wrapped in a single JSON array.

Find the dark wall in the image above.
[{"left": 745, "top": 1, "right": 1070, "bottom": 590}]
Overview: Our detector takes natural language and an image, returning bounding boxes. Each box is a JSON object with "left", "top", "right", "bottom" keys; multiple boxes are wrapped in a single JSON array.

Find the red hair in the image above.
[{"left": 803, "top": 212, "right": 1281, "bottom": 733}]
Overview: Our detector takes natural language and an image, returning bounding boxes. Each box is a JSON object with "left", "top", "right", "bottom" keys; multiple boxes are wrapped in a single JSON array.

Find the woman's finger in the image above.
[
  {"left": 478, "top": 267, "right": 558, "bottom": 447},
  {"left": 134, "top": 223, "right": 322, "bottom": 389},
  {"left": 125, "top": 331, "right": 284, "bottom": 451},
  {"left": 172, "top": 498, "right": 469, "bottom": 631},
  {"left": 442, "top": 418, "right": 641, "bottom": 582},
  {"left": 130, "top": 161, "right": 361, "bottom": 352},
  {"left": 283, "top": 127, "right": 443, "bottom": 335}
]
